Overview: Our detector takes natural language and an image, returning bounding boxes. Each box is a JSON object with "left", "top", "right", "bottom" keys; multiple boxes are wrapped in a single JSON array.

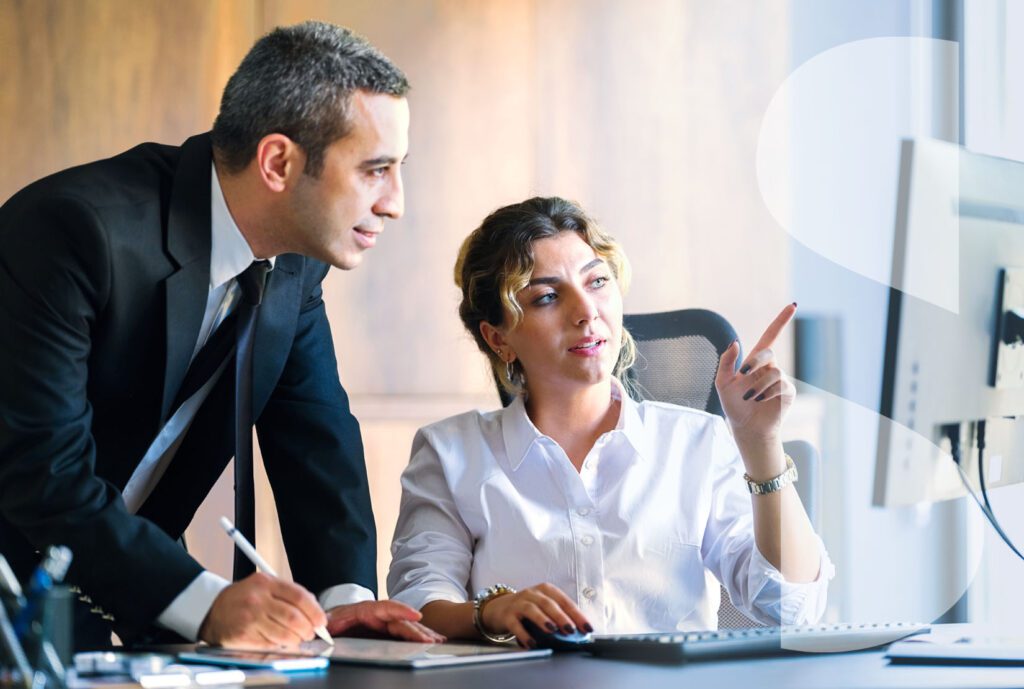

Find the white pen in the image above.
[{"left": 219, "top": 516, "right": 334, "bottom": 646}]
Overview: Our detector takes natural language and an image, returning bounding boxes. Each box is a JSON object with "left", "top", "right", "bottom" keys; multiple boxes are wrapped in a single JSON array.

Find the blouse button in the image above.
[
  {"left": 580, "top": 535, "right": 594, "bottom": 546},
  {"left": 576, "top": 507, "right": 591, "bottom": 517},
  {"left": 583, "top": 587, "right": 597, "bottom": 600}
]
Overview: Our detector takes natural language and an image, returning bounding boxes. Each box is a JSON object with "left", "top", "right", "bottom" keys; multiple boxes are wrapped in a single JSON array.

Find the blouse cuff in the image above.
[{"left": 746, "top": 535, "right": 835, "bottom": 625}]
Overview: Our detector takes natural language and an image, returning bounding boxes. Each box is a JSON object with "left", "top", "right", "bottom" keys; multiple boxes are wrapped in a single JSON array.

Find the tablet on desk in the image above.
[{"left": 238, "top": 638, "right": 551, "bottom": 669}]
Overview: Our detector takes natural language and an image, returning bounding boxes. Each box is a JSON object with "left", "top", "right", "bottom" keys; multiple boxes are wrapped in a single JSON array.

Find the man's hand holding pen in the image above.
[
  {"left": 198, "top": 572, "right": 325, "bottom": 648},
  {"left": 197, "top": 575, "right": 443, "bottom": 648},
  {"left": 201, "top": 516, "right": 442, "bottom": 649}
]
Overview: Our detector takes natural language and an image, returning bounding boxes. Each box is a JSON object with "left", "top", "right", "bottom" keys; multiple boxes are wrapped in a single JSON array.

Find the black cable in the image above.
[
  {"left": 945, "top": 422, "right": 991, "bottom": 523},
  {"left": 977, "top": 420, "right": 994, "bottom": 517},
  {"left": 945, "top": 421, "right": 1024, "bottom": 562},
  {"left": 973, "top": 421, "right": 1024, "bottom": 561}
]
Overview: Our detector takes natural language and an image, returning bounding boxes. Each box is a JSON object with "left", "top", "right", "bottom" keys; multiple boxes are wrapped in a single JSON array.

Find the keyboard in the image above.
[{"left": 586, "top": 622, "right": 930, "bottom": 663}]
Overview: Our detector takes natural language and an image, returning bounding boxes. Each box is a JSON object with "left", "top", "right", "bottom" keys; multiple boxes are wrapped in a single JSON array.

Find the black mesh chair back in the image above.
[{"left": 622, "top": 309, "right": 739, "bottom": 413}]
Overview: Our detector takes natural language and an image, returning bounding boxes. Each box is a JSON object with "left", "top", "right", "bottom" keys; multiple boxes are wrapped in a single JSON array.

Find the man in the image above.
[{"left": 0, "top": 21, "right": 440, "bottom": 649}]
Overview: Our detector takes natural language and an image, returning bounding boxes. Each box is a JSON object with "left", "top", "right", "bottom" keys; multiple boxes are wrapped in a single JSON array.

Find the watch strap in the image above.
[
  {"left": 744, "top": 454, "right": 798, "bottom": 495},
  {"left": 472, "top": 584, "right": 517, "bottom": 643}
]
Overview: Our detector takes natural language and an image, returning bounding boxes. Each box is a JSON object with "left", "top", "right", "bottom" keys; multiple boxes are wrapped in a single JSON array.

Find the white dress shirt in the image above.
[
  {"left": 387, "top": 379, "right": 834, "bottom": 633},
  {"left": 153, "top": 164, "right": 371, "bottom": 641}
]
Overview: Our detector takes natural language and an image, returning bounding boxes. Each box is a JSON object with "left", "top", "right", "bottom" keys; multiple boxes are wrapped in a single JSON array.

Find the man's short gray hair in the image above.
[{"left": 211, "top": 21, "right": 409, "bottom": 177}]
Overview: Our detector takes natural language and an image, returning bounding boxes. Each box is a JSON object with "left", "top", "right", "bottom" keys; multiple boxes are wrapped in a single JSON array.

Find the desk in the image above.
[{"left": 271, "top": 647, "right": 1022, "bottom": 689}]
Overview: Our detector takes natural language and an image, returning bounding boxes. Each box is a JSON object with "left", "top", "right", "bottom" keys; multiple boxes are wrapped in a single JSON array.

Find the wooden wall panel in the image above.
[{"left": 0, "top": 0, "right": 258, "bottom": 201}]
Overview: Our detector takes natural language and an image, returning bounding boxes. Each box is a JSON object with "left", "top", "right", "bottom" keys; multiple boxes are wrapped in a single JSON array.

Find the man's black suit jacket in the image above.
[{"left": 0, "top": 134, "right": 376, "bottom": 644}]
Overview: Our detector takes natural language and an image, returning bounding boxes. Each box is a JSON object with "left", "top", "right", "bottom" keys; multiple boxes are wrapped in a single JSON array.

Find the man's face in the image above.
[{"left": 289, "top": 90, "right": 410, "bottom": 269}]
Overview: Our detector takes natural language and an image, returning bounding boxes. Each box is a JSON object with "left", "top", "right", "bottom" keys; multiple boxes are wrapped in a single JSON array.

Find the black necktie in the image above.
[
  {"left": 170, "top": 310, "right": 241, "bottom": 413},
  {"left": 233, "top": 260, "right": 272, "bottom": 580}
]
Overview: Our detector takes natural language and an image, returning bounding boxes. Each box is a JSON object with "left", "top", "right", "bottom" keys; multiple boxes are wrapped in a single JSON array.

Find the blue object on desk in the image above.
[
  {"left": 178, "top": 650, "right": 329, "bottom": 672},
  {"left": 13, "top": 546, "right": 71, "bottom": 639}
]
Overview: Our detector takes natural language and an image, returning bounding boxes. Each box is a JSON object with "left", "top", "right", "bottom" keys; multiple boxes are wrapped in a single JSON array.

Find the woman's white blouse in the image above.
[{"left": 387, "top": 383, "right": 834, "bottom": 633}]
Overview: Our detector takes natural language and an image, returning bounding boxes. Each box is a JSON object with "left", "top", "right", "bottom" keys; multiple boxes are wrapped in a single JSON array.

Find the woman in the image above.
[{"left": 387, "top": 197, "right": 833, "bottom": 646}]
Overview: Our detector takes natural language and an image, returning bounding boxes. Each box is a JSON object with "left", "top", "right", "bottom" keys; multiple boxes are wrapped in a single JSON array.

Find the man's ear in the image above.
[
  {"left": 479, "top": 322, "right": 512, "bottom": 361},
  {"left": 254, "top": 134, "right": 304, "bottom": 193}
]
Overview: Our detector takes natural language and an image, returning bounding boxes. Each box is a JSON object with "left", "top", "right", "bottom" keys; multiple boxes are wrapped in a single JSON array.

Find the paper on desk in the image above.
[
  {"left": 67, "top": 667, "right": 288, "bottom": 689},
  {"left": 896, "top": 630, "right": 1024, "bottom": 647}
]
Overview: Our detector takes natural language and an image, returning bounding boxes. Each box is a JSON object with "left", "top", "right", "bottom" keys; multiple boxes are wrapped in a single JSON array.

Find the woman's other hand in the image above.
[
  {"left": 481, "top": 583, "right": 593, "bottom": 648},
  {"left": 715, "top": 304, "right": 797, "bottom": 464}
]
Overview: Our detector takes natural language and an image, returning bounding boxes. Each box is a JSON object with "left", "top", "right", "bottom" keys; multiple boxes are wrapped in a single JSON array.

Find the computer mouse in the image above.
[{"left": 520, "top": 619, "right": 594, "bottom": 652}]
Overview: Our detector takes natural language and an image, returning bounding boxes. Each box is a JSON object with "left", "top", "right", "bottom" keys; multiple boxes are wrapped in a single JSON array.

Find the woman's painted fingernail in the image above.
[
  {"left": 792, "top": 301, "right": 798, "bottom": 308},
  {"left": 755, "top": 393, "right": 765, "bottom": 402},
  {"left": 563, "top": 625, "right": 576, "bottom": 635},
  {"left": 740, "top": 365, "right": 751, "bottom": 375},
  {"left": 545, "top": 622, "right": 557, "bottom": 633},
  {"left": 743, "top": 389, "right": 755, "bottom": 401},
  {"left": 583, "top": 623, "right": 594, "bottom": 633},
  {"left": 527, "top": 638, "right": 537, "bottom": 649}
]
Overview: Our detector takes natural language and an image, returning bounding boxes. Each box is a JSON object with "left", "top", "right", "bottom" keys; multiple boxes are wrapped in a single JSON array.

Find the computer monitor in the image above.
[{"left": 875, "top": 138, "right": 1024, "bottom": 507}]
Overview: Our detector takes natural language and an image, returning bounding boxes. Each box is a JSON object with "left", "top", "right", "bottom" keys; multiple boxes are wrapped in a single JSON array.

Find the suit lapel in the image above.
[
  {"left": 156, "top": 133, "right": 305, "bottom": 426},
  {"left": 160, "top": 134, "right": 213, "bottom": 422}
]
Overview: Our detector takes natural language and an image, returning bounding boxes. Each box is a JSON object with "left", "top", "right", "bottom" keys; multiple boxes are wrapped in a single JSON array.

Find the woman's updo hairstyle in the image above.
[{"left": 454, "top": 196, "right": 637, "bottom": 396}]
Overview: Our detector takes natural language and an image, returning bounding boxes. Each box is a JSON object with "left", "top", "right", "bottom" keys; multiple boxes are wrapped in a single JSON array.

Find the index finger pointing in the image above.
[{"left": 751, "top": 302, "right": 797, "bottom": 353}]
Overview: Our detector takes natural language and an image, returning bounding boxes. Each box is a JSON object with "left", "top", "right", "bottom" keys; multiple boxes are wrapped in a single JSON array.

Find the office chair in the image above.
[{"left": 493, "top": 308, "right": 820, "bottom": 630}]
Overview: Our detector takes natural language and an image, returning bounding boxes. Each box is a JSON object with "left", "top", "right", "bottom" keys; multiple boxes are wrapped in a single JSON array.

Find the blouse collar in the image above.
[{"left": 501, "top": 377, "right": 649, "bottom": 471}]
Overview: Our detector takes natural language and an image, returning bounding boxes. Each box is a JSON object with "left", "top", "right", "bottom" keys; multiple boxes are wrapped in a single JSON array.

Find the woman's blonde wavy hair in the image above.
[{"left": 454, "top": 196, "right": 637, "bottom": 397}]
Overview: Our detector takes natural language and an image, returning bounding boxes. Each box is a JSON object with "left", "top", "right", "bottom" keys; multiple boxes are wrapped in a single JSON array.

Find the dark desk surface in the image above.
[
  {"left": 275, "top": 647, "right": 1024, "bottom": 689},
  {"left": 160, "top": 625, "right": 1024, "bottom": 689}
]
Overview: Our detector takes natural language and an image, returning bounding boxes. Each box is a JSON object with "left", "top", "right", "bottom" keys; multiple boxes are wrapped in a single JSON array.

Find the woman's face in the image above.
[{"left": 490, "top": 231, "right": 624, "bottom": 396}]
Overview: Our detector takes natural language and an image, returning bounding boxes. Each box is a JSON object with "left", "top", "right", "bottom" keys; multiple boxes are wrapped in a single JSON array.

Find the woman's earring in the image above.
[{"left": 505, "top": 359, "right": 516, "bottom": 385}]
